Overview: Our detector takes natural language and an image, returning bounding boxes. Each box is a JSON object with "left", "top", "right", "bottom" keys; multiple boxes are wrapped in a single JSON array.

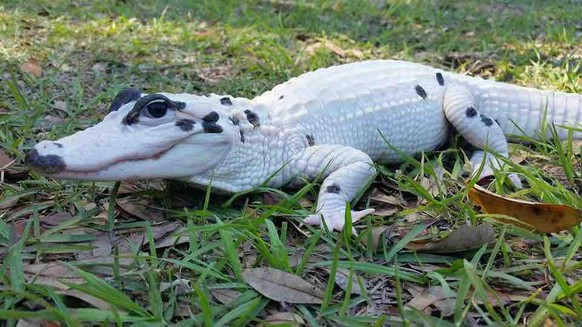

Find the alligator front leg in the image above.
[
  {"left": 292, "top": 145, "right": 377, "bottom": 232},
  {"left": 443, "top": 84, "right": 521, "bottom": 187}
]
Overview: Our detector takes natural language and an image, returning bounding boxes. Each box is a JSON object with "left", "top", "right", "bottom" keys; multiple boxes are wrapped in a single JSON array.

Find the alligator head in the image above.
[{"left": 26, "top": 88, "right": 238, "bottom": 181}]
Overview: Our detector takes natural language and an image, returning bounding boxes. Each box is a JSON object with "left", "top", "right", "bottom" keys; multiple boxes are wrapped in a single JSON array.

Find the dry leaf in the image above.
[
  {"left": 0, "top": 149, "right": 14, "bottom": 168},
  {"left": 510, "top": 149, "right": 529, "bottom": 164},
  {"left": 91, "top": 62, "right": 108, "bottom": 72},
  {"left": 116, "top": 197, "right": 165, "bottom": 222},
  {"left": 0, "top": 197, "right": 19, "bottom": 210},
  {"left": 469, "top": 184, "right": 582, "bottom": 233},
  {"left": 360, "top": 226, "right": 389, "bottom": 250},
  {"left": 113, "top": 221, "right": 184, "bottom": 254},
  {"left": 404, "top": 212, "right": 420, "bottom": 222},
  {"left": 40, "top": 212, "right": 72, "bottom": 228},
  {"left": 211, "top": 288, "right": 242, "bottom": 305},
  {"left": 53, "top": 100, "right": 67, "bottom": 111},
  {"left": 154, "top": 229, "right": 189, "bottom": 249},
  {"left": 419, "top": 176, "right": 439, "bottom": 198},
  {"left": 242, "top": 268, "right": 324, "bottom": 304},
  {"left": 374, "top": 205, "right": 399, "bottom": 217},
  {"left": 304, "top": 41, "right": 346, "bottom": 57},
  {"left": 16, "top": 320, "right": 61, "bottom": 327},
  {"left": 406, "top": 224, "right": 495, "bottom": 253},
  {"left": 21, "top": 58, "right": 43, "bottom": 77},
  {"left": 406, "top": 286, "right": 455, "bottom": 311},
  {"left": 263, "top": 312, "right": 305, "bottom": 326},
  {"left": 75, "top": 233, "right": 112, "bottom": 261},
  {"left": 432, "top": 298, "right": 456, "bottom": 317},
  {"left": 160, "top": 278, "right": 192, "bottom": 295},
  {"left": 57, "top": 289, "right": 112, "bottom": 310},
  {"left": 12, "top": 212, "right": 73, "bottom": 238},
  {"left": 333, "top": 268, "right": 364, "bottom": 295},
  {"left": 23, "top": 262, "right": 85, "bottom": 290},
  {"left": 370, "top": 190, "right": 402, "bottom": 206},
  {"left": 345, "top": 49, "right": 364, "bottom": 59}
]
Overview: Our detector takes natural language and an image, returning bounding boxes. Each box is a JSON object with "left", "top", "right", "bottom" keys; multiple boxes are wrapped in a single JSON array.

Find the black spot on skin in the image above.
[
  {"left": 203, "top": 111, "right": 219, "bottom": 123},
  {"left": 109, "top": 87, "right": 142, "bottom": 112},
  {"left": 436, "top": 72, "right": 444, "bottom": 86},
  {"left": 532, "top": 206, "right": 542, "bottom": 215},
  {"left": 202, "top": 121, "right": 223, "bottom": 133},
  {"left": 306, "top": 134, "right": 315, "bottom": 146},
  {"left": 466, "top": 106, "right": 477, "bottom": 118},
  {"left": 229, "top": 117, "right": 240, "bottom": 126},
  {"left": 239, "top": 130, "right": 245, "bottom": 143},
  {"left": 279, "top": 95, "right": 284, "bottom": 100},
  {"left": 176, "top": 119, "right": 195, "bottom": 131},
  {"left": 326, "top": 184, "right": 341, "bottom": 194},
  {"left": 54, "top": 143, "right": 63, "bottom": 148},
  {"left": 220, "top": 97, "right": 232, "bottom": 106},
  {"left": 480, "top": 115, "right": 493, "bottom": 126},
  {"left": 25, "top": 149, "right": 66, "bottom": 174},
  {"left": 244, "top": 109, "right": 260, "bottom": 127},
  {"left": 415, "top": 84, "right": 427, "bottom": 99}
]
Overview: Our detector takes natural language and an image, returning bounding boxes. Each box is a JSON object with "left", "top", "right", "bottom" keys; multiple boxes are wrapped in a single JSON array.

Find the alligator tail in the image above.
[{"left": 453, "top": 76, "right": 582, "bottom": 140}]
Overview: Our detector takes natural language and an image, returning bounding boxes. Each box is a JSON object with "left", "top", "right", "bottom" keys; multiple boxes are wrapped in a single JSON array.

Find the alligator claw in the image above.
[{"left": 304, "top": 208, "right": 375, "bottom": 234}]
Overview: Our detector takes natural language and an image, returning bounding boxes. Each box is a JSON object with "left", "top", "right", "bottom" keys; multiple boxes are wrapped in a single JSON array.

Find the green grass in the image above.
[{"left": 1, "top": 0, "right": 581, "bottom": 325}]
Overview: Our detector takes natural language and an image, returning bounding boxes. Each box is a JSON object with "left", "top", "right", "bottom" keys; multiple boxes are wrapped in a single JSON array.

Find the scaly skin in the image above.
[{"left": 27, "top": 60, "right": 582, "bottom": 232}]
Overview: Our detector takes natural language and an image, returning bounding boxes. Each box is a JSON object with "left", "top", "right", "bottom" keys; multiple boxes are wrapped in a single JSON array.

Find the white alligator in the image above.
[{"left": 26, "top": 60, "right": 582, "bottom": 232}]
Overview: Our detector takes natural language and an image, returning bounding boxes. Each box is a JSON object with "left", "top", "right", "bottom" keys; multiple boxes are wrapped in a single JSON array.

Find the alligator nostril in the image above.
[{"left": 25, "top": 148, "right": 66, "bottom": 174}]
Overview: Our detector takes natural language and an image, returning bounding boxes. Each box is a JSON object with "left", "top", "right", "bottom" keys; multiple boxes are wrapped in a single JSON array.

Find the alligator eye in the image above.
[{"left": 142, "top": 99, "right": 168, "bottom": 118}]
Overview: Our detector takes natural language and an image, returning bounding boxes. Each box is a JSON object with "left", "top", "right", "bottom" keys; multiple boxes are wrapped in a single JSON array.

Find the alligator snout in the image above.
[{"left": 25, "top": 148, "right": 66, "bottom": 174}]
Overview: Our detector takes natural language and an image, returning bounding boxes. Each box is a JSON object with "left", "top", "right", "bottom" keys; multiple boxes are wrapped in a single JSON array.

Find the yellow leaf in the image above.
[{"left": 468, "top": 185, "right": 582, "bottom": 233}]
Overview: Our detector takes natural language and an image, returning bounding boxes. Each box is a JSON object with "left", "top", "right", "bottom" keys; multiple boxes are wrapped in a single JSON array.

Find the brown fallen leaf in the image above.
[
  {"left": 113, "top": 221, "right": 184, "bottom": 254},
  {"left": 333, "top": 268, "right": 365, "bottom": 295},
  {"left": 39, "top": 212, "right": 72, "bottom": 228},
  {"left": 374, "top": 205, "right": 399, "bottom": 217},
  {"left": 0, "top": 195, "right": 20, "bottom": 210},
  {"left": 57, "top": 289, "right": 113, "bottom": 310},
  {"left": 263, "top": 312, "right": 305, "bottom": 326},
  {"left": 0, "top": 149, "right": 14, "bottom": 168},
  {"left": 74, "top": 232, "right": 112, "bottom": 261},
  {"left": 53, "top": 100, "right": 67, "bottom": 111},
  {"left": 211, "top": 288, "right": 242, "bottom": 305},
  {"left": 432, "top": 298, "right": 456, "bottom": 317},
  {"left": 242, "top": 268, "right": 324, "bottom": 304},
  {"left": 369, "top": 189, "right": 402, "bottom": 206},
  {"left": 159, "top": 278, "right": 192, "bottom": 295},
  {"left": 16, "top": 320, "right": 61, "bottom": 327},
  {"left": 23, "top": 262, "right": 85, "bottom": 290},
  {"left": 304, "top": 41, "right": 346, "bottom": 57},
  {"left": 360, "top": 226, "right": 389, "bottom": 250},
  {"left": 406, "top": 286, "right": 455, "bottom": 311},
  {"left": 406, "top": 224, "right": 495, "bottom": 253},
  {"left": 21, "top": 58, "right": 43, "bottom": 77},
  {"left": 468, "top": 184, "right": 582, "bottom": 233},
  {"left": 116, "top": 197, "right": 165, "bottom": 222},
  {"left": 11, "top": 212, "right": 73, "bottom": 238}
]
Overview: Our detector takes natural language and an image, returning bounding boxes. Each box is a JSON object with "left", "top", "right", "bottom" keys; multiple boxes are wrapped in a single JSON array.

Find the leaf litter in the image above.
[
  {"left": 242, "top": 267, "right": 324, "bottom": 304},
  {"left": 406, "top": 223, "right": 495, "bottom": 253}
]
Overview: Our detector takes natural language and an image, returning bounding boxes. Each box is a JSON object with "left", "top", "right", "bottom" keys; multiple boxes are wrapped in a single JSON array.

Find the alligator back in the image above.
[{"left": 251, "top": 60, "right": 581, "bottom": 161}]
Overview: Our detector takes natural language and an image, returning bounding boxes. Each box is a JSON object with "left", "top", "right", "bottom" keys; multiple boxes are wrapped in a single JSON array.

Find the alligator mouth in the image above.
[{"left": 26, "top": 145, "right": 174, "bottom": 178}]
